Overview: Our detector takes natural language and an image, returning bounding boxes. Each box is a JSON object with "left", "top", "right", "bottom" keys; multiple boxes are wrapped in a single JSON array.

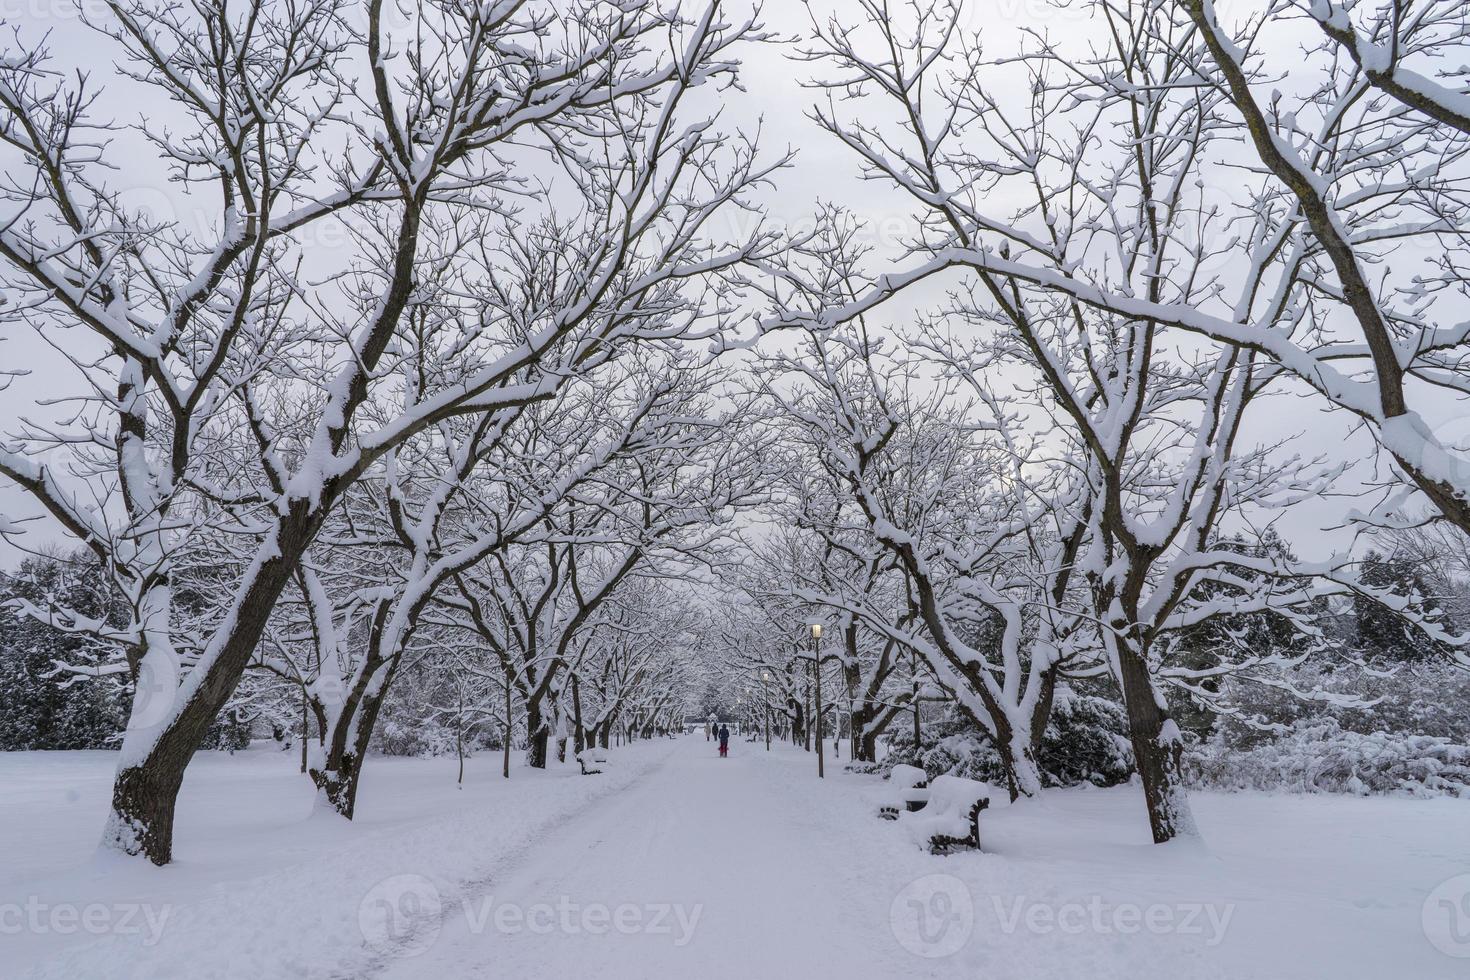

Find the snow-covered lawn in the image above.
[
  {"left": 2, "top": 737, "right": 1468, "bottom": 979},
  {"left": 1, "top": 740, "right": 679, "bottom": 978}
]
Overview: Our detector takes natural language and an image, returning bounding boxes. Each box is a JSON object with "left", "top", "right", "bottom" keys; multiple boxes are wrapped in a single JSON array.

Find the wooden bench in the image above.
[
  {"left": 897, "top": 775, "right": 992, "bottom": 853},
  {"left": 576, "top": 749, "right": 609, "bottom": 775},
  {"left": 878, "top": 764, "right": 929, "bottom": 820}
]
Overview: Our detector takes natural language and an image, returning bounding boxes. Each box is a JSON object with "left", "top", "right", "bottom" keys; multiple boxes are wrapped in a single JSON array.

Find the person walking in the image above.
[{"left": 718, "top": 723, "right": 730, "bottom": 758}]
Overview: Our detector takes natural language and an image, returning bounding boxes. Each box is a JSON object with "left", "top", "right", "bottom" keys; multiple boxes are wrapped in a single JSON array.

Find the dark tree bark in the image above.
[
  {"left": 1116, "top": 636, "right": 1192, "bottom": 844},
  {"left": 309, "top": 686, "right": 388, "bottom": 819},
  {"left": 571, "top": 674, "right": 585, "bottom": 755},
  {"left": 103, "top": 518, "right": 319, "bottom": 863}
]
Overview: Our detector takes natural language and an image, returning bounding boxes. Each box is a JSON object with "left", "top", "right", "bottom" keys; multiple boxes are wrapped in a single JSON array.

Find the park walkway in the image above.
[{"left": 374, "top": 733, "right": 913, "bottom": 979}]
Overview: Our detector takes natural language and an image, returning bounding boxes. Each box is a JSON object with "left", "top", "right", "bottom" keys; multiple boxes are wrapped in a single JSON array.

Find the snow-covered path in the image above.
[
  {"left": 374, "top": 734, "right": 913, "bottom": 979},
  {"left": 5, "top": 738, "right": 1468, "bottom": 979}
]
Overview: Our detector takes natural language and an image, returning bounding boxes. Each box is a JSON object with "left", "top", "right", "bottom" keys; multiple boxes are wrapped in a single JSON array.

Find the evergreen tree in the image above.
[
  {"left": 0, "top": 556, "right": 127, "bottom": 749},
  {"left": 1350, "top": 550, "right": 1455, "bottom": 664},
  {"left": 1171, "top": 531, "right": 1320, "bottom": 736}
]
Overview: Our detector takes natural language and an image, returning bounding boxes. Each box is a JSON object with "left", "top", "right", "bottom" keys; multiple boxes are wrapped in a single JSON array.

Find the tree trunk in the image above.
[
  {"left": 1029, "top": 663, "right": 1061, "bottom": 750},
  {"left": 299, "top": 684, "right": 308, "bottom": 774},
  {"left": 1116, "top": 640, "right": 1196, "bottom": 844},
  {"left": 101, "top": 508, "right": 316, "bottom": 864},
  {"left": 996, "top": 723, "right": 1044, "bottom": 804},
  {"left": 524, "top": 697, "right": 550, "bottom": 768},
  {"left": 308, "top": 689, "right": 385, "bottom": 820},
  {"left": 571, "top": 675, "right": 585, "bottom": 755},
  {"left": 527, "top": 728, "right": 549, "bottom": 768},
  {"left": 102, "top": 762, "right": 185, "bottom": 866},
  {"left": 852, "top": 700, "right": 898, "bottom": 764},
  {"left": 310, "top": 755, "right": 359, "bottom": 817}
]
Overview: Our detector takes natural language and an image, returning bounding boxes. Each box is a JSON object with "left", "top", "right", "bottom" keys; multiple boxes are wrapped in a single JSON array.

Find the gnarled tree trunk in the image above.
[{"left": 1116, "top": 635, "right": 1195, "bottom": 843}]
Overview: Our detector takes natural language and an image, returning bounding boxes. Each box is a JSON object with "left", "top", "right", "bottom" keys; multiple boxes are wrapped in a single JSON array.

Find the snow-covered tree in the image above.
[
  {"left": 759, "top": 4, "right": 1457, "bottom": 840},
  {"left": 445, "top": 367, "right": 762, "bottom": 767},
  {"left": 0, "top": 554, "right": 126, "bottom": 749},
  {"left": 0, "top": 0, "right": 782, "bottom": 863}
]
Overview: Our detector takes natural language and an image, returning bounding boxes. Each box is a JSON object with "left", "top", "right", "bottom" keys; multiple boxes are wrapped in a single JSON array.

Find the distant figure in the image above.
[
  {"left": 705, "top": 722, "right": 713, "bottom": 742},
  {"left": 718, "top": 724, "right": 730, "bottom": 758}
]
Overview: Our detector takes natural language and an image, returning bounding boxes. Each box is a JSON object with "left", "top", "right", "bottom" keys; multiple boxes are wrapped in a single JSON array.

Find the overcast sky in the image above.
[{"left": 0, "top": 0, "right": 1431, "bottom": 570}]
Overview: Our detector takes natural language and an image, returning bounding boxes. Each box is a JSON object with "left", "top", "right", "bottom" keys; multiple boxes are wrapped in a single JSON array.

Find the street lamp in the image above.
[{"left": 810, "top": 623, "right": 824, "bottom": 779}]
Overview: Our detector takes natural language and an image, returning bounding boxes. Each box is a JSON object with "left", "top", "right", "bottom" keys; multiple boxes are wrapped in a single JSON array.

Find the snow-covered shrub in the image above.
[
  {"left": 1033, "top": 687, "right": 1134, "bottom": 787},
  {"left": 921, "top": 732, "right": 993, "bottom": 782},
  {"left": 1188, "top": 718, "right": 1470, "bottom": 798},
  {"left": 1201, "top": 663, "right": 1470, "bottom": 745},
  {"left": 876, "top": 716, "right": 947, "bottom": 772},
  {"left": 197, "top": 717, "right": 252, "bottom": 752},
  {"left": 368, "top": 658, "right": 501, "bottom": 757},
  {"left": 374, "top": 716, "right": 461, "bottom": 757},
  {"left": 875, "top": 689, "right": 1134, "bottom": 788}
]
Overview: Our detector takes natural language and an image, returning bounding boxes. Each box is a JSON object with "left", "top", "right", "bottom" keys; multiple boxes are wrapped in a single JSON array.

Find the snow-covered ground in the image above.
[{"left": 2, "top": 736, "right": 1468, "bottom": 979}]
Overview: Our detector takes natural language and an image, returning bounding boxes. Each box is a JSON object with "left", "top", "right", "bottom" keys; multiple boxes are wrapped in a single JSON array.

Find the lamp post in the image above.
[
  {"left": 810, "top": 623, "right": 824, "bottom": 778},
  {"left": 762, "top": 670, "right": 771, "bottom": 750},
  {"left": 806, "top": 672, "right": 813, "bottom": 752}
]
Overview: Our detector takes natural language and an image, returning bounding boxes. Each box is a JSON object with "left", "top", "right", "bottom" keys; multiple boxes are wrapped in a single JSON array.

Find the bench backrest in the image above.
[
  {"left": 924, "top": 774, "right": 992, "bottom": 816},
  {"left": 889, "top": 764, "right": 927, "bottom": 789}
]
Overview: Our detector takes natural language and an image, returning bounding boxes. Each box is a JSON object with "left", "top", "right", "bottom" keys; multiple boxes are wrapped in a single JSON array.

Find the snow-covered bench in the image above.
[
  {"left": 878, "top": 764, "right": 930, "bottom": 820},
  {"left": 897, "top": 775, "right": 993, "bottom": 853},
  {"left": 576, "top": 749, "right": 609, "bottom": 775}
]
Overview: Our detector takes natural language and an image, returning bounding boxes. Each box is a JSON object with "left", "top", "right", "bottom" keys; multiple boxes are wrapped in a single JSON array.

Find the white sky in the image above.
[{"left": 0, "top": 0, "right": 1447, "bottom": 569}]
